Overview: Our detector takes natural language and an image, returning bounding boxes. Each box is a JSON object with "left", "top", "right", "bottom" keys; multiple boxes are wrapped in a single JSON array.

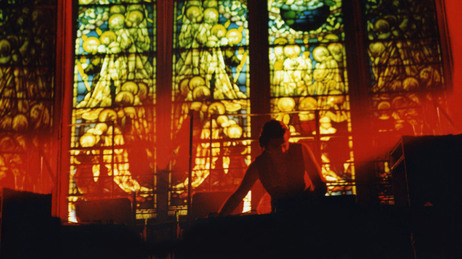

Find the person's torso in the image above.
[{"left": 255, "top": 143, "right": 306, "bottom": 200}]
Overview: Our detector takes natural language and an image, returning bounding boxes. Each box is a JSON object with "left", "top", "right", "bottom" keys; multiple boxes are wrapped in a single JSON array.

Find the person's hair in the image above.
[{"left": 258, "top": 120, "right": 288, "bottom": 148}]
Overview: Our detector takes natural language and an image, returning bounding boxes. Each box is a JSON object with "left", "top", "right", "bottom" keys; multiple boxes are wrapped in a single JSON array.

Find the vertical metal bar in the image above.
[
  {"left": 187, "top": 111, "right": 193, "bottom": 217},
  {"left": 111, "top": 121, "right": 115, "bottom": 199},
  {"left": 156, "top": 0, "right": 174, "bottom": 221},
  {"left": 40, "top": 156, "right": 44, "bottom": 193},
  {"left": 209, "top": 115, "right": 213, "bottom": 191},
  {"left": 315, "top": 110, "right": 322, "bottom": 164}
]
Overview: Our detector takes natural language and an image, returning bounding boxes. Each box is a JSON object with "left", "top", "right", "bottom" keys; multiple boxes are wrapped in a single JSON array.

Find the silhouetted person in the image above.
[{"left": 218, "top": 120, "right": 327, "bottom": 216}]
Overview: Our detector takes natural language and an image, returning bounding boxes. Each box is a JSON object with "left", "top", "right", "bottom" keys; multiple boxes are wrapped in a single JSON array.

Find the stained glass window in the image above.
[
  {"left": 364, "top": 0, "right": 446, "bottom": 136},
  {"left": 171, "top": 0, "right": 251, "bottom": 214},
  {"left": 268, "top": 0, "right": 355, "bottom": 196},
  {"left": 63, "top": 0, "right": 452, "bottom": 219},
  {"left": 0, "top": 0, "right": 57, "bottom": 193},
  {"left": 363, "top": 0, "right": 449, "bottom": 204},
  {"left": 70, "top": 0, "right": 157, "bottom": 221}
]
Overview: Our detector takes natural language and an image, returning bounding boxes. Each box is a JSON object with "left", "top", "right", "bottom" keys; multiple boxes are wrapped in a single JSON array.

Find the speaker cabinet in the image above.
[
  {"left": 389, "top": 135, "right": 462, "bottom": 208},
  {"left": 390, "top": 135, "right": 462, "bottom": 259},
  {"left": 0, "top": 188, "right": 59, "bottom": 258}
]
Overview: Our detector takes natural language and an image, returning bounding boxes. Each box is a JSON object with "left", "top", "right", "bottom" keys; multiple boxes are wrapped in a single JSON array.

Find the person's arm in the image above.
[
  {"left": 301, "top": 143, "right": 327, "bottom": 195},
  {"left": 218, "top": 162, "right": 259, "bottom": 216}
]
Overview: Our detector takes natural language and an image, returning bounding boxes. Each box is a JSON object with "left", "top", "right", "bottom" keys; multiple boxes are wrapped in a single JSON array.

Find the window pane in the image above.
[
  {"left": 364, "top": 0, "right": 446, "bottom": 135},
  {"left": 268, "top": 0, "right": 355, "bottom": 196},
  {"left": 70, "top": 1, "right": 157, "bottom": 221},
  {"left": 171, "top": 0, "right": 251, "bottom": 214},
  {"left": 0, "top": 1, "right": 57, "bottom": 193},
  {"left": 363, "top": 0, "right": 449, "bottom": 204}
]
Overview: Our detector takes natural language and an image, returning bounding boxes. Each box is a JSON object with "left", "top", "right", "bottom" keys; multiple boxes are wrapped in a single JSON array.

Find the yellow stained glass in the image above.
[
  {"left": 70, "top": 2, "right": 157, "bottom": 221},
  {"left": 268, "top": 0, "right": 355, "bottom": 196},
  {"left": 171, "top": 0, "right": 251, "bottom": 212}
]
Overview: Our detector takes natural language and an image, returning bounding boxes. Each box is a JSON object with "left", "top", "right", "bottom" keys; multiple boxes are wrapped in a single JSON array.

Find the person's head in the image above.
[{"left": 259, "top": 120, "right": 290, "bottom": 153}]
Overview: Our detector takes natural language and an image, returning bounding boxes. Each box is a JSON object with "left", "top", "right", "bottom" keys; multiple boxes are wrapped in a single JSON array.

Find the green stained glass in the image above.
[
  {"left": 171, "top": 0, "right": 251, "bottom": 211},
  {"left": 268, "top": 0, "right": 354, "bottom": 196},
  {"left": 70, "top": 2, "right": 157, "bottom": 221},
  {"left": 78, "top": 0, "right": 150, "bottom": 4}
]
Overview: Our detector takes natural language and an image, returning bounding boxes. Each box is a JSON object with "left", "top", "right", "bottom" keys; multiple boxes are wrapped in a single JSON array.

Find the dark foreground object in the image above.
[
  {"left": 1, "top": 191, "right": 460, "bottom": 259},
  {"left": 171, "top": 199, "right": 462, "bottom": 259}
]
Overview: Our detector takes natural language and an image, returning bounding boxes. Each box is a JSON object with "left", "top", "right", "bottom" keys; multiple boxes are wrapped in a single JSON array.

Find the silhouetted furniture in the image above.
[
  {"left": 0, "top": 188, "right": 59, "bottom": 258},
  {"left": 176, "top": 197, "right": 414, "bottom": 259},
  {"left": 60, "top": 223, "right": 145, "bottom": 259},
  {"left": 389, "top": 135, "right": 462, "bottom": 258},
  {"left": 389, "top": 134, "right": 462, "bottom": 208},
  {"left": 190, "top": 191, "right": 242, "bottom": 219},
  {"left": 75, "top": 198, "right": 133, "bottom": 225}
]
